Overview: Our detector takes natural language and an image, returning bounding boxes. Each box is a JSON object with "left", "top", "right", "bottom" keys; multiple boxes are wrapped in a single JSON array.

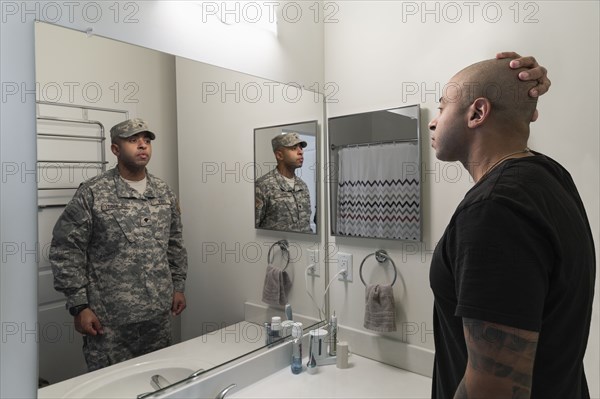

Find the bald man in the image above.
[{"left": 429, "top": 58, "right": 595, "bottom": 398}]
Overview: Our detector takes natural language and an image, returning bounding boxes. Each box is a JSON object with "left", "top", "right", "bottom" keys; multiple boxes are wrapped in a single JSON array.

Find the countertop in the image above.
[
  {"left": 38, "top": 318, "right": 433, "bottom": 399},
  {"left": 229, "top": 354, "right": 432, "bottom": 398}
]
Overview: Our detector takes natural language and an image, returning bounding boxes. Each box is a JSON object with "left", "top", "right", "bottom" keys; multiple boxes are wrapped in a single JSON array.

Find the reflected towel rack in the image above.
[
  {"left": 36, "top": 116, "right": 106, "bottom": 208},
  {"left": 267, "top": 239, "right": 290, "bottom": 271},
  {"left": 36, "top": 101, "right": 128, "bottom": 208},
  {"left": 359, "top": 249, "right": 398, "bottom": 286},
  {"left": 331, "top": 138, "right": 417, "bottom": 151},
  {"left": 36, "top": 116, "right": 107, "bottom": 180}
]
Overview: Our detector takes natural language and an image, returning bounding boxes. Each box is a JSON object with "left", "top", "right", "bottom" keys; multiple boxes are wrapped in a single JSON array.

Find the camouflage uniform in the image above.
[
  {"left": 255, "top": 168, "right": 312, "bottom": 232},
  {"left": 83, "top": 317, "right": 172, "bottom": 371},
  {"left": 50, "top": 166, "right": 188, "bottom": 370}
]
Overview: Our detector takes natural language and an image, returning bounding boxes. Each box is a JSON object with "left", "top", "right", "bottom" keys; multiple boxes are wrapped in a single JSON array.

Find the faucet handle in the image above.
[{"left": 215, "top": 383, "right": 237, "bottom": 399}]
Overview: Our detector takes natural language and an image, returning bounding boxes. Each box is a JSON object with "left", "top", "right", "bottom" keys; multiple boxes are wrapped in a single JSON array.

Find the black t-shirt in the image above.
[{"left": 430, "top": 152, "right": 595, "bottom": 398}]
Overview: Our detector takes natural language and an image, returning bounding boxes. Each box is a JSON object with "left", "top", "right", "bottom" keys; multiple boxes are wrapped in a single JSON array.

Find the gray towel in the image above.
[
  {"left": 364, "top": 284, "right": 396, "bottom": 332},
  {"left": 262, "top": 264, "right": 292, "bottom": 306}
]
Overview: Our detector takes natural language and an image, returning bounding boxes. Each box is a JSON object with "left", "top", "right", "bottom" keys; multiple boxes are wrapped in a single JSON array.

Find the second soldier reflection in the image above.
[{"left": 255, "top": 132, "right": 313, "bottom": 232}]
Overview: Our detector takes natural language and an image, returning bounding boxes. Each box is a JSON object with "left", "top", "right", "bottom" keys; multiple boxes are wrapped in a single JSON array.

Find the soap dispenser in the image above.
[{"left": 291, "top": 322, "right": 303, "bottom": 374}]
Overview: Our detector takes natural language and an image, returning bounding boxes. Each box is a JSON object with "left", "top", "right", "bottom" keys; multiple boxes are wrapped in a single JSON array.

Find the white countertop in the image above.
[
  {"left": 39, "top": 318, "right": 433, "bottom": 399},
  {"left": 229, "top": 354, "right": 432, "bottom": 399}
]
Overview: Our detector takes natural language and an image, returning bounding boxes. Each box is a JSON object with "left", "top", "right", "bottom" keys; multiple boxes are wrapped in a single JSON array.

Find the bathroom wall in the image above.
[
  {"left": 0, "top": 2, "right": 324, "bottom": 397},
  {"left": 324, "top": 1, "right": 599, "bottom": 394}
]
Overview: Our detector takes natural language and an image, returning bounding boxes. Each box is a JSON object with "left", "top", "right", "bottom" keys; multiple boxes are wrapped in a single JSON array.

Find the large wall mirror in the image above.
[
  {"left": 328, "top": 105, "right": 422, "bottom": 241},
  {"left": 254, "top": 121, "right": 318, "bottom": 234},
  {"left": 35, "top": 21, "right": 324, "bottom": 393}
]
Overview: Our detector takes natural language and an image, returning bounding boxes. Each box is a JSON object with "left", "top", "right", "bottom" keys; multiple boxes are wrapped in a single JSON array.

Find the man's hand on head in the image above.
[{"left": 497, "top": 52, "right": 551, "bottom": 122}]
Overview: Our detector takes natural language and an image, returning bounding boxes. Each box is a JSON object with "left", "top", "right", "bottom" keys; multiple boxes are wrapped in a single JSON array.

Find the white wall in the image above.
[
  {"left": 324, "top": 0, "right": 599, "bottom": 394},
  {"left": 0, "top": 2, "right": 324, "bottom": 397}
]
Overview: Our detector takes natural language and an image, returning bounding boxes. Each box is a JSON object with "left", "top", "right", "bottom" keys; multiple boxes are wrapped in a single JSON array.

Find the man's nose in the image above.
[{"left": 428, "top": 119, "right": 437, "bottom": 132}]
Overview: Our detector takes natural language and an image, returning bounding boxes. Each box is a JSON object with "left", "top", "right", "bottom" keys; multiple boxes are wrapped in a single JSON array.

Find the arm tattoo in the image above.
[{"left": 460, "top": 318, "right": 539, "bottom": 398}]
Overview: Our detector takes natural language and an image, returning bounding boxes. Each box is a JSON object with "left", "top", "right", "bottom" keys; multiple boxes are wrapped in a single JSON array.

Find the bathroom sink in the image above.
[{"left": 61, "top": 358, "right": 209, "bottom": 399}]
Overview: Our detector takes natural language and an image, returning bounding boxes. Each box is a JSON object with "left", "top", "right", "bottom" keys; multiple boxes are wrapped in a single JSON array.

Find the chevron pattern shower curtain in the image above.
[{"left": 337, "top": 142, "right": 420, "bottom": 240}]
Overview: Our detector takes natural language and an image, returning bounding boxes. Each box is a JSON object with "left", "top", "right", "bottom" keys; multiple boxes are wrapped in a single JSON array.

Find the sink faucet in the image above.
[
  {"left": 150, "top": 374, "right": 171, "bottom": 391},
  {"left": 189, "top": 368, "right": 205, "bottom": 378},
  {"left": 215, "top": 383, "right": 236, "bottom": 399},
  {"left": 136, "top": 374, "right": 173, "bottom": 398}
]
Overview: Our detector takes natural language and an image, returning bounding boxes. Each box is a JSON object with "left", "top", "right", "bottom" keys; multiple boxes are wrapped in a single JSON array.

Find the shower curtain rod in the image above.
[{"left": 330, "top": 137, "right": 417, "bottom": 151}]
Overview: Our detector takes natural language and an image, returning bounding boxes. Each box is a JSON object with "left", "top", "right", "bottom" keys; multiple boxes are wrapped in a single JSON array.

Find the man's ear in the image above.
[
  {"left": 111, "top": 142, "right": 120, "bottom": 157},
  {"left": 467, "top": 97, "right": 491, "bottom": 128},
  {"left": 274, "top": 149, "right": 283, "bottom": 161}
]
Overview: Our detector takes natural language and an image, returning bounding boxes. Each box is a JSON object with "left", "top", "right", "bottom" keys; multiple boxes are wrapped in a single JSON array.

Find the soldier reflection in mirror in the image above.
[
  {"left": 50, "top": 118, "right": 188, "bottom": 371},
  {"left": 255, "top": 132, "right": 313, "bottom": 233}
]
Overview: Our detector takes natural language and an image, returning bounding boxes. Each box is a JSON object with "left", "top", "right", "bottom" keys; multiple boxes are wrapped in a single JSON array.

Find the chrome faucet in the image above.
[
  {"left": 189, "top": 368, "right": 205, "bottom": 378},
  {"left": 215, "top": 383, "right": 236, "bottom": 399},
  {"left": 150, "top": 374, "right": 171, "bottom": 391}
]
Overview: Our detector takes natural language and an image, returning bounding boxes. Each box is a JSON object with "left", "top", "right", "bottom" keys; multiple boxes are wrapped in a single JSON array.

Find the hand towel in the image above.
[
  {"left": 364, "top": 284, "right": 396, "bottom": 332},
  {"left": 262, "top": 264, "right": 292, "bottom": 306}
]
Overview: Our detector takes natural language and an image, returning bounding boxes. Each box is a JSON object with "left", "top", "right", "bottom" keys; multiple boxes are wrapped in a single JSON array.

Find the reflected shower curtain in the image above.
[{"left": 337, "top": 142, "right": 420, "bottom": 239}]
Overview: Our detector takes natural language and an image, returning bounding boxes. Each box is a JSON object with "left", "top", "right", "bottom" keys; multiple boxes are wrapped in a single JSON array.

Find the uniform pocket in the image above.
[
  {"left": 271, "top": 192, "right": 298, "bottom": 221},
  {"left": 101, "top": 203, "right": 137, "bottom": 243},
  {"left": 149, "top": 200, "right": 171, "bottom": 245}
]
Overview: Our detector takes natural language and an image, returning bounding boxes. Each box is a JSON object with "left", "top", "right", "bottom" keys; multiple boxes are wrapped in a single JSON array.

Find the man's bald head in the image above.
[{"left": 452, "top": 58, "right": 538, "bottom": 127}]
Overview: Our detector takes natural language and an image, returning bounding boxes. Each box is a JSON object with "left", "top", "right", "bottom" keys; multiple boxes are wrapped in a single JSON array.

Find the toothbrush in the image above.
[
  {"left": 307, "top": 336, "right": 317, "bottom": 373},
  {"left": 329, "top": 312, "right": 337, "bottom": 356}
]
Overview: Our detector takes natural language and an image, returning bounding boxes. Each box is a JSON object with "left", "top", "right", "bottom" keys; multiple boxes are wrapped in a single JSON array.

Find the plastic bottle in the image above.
[
  {"left": 271, "top": 316, "right": 282, "bottom": 341},
  {"left": 291, "top": 322, "right": 303, "bottom": 374},
  {"left": 264, "top": 322, "right": 272, "bottom": 345}
]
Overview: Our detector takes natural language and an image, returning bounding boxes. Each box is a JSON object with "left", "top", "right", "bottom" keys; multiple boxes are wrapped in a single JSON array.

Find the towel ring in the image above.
[
  {"left": 359, "top": 250, "right": 397, "bottom": 287},
  {"left": 267, "top": 240, "right": 290, "bottom": 271}
]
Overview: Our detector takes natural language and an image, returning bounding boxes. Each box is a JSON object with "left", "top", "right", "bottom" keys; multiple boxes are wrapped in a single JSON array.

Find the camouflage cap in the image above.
[
  {"left": 110, "top": 118, "right": 156, "bottom": 141},
  {"left": 271, "top": 132, "right": 307, "bottom": 151}
]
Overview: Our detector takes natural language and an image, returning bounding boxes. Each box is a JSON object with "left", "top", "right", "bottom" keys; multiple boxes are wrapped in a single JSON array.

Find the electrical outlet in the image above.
[
  {"left": 307, "top": 249, "right": 320, "bottom": 277},
  {"left": 338, "top": 252, "right": 353, "bottom": 282}
]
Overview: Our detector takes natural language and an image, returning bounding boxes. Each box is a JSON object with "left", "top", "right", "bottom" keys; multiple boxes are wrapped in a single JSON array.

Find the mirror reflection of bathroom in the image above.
[
  {"left": 35, "top": 21, "right": 324, "bottom": 390},
  {"left": 328, "top": 105, "right": 422, "bottom": 241},
  {"left": 254, "top": 121, "right": 318, "bottom": 234}
]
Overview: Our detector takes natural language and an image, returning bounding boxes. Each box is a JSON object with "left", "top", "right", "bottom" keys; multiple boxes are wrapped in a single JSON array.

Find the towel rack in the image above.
[
  {"left": 267, "top": 240, "right": 290, "bottom": 271},
  {"left": 359, "top": 249, "right": 397, "bottom": 286},
  {"left": 36, "top": 101, "right": 128, "bottom": 208}
]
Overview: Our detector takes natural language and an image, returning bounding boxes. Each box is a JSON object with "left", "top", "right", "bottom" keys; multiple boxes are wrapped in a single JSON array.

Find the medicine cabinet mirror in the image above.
[
  {"left": 254, "top": 121, "right": 319, "bottom": 234},
  {"left": 328, "top": 105, "right": 422, "bottom": 241}
]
